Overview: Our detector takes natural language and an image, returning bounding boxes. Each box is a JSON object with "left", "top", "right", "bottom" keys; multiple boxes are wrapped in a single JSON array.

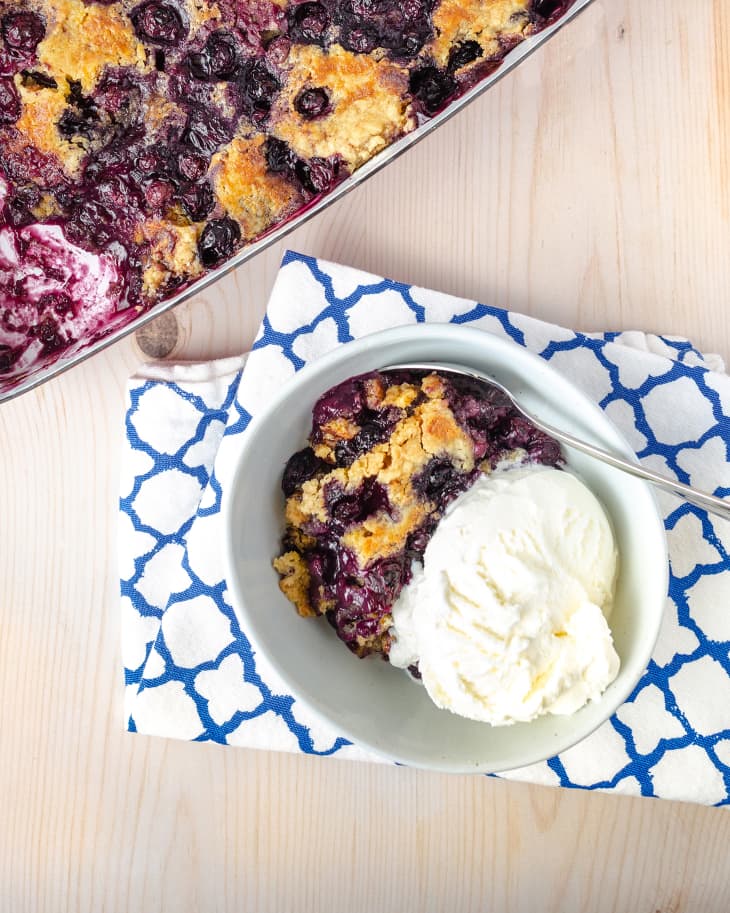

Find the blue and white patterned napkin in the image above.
[{"left": 120, "top": 251, "right": 730, "bottom": 805}]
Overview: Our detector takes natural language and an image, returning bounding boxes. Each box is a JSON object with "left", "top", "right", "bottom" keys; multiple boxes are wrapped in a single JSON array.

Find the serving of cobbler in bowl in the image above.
[
  {"left": 0, "top": 0, "right": 581, "bottom": 391},
  {"left": 273, "top": 366, "right": 562, "bottom": 658},
  {"left": 222, "top": 324, "right": 668, "bottom": 772}
]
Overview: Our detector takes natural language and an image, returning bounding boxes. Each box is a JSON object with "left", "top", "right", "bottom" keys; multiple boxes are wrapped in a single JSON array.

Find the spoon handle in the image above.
[{"left": 534, "top": 418, "right": 730, "bottom": 522}]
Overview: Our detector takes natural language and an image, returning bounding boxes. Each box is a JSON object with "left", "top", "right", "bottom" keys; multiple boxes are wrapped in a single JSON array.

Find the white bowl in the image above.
[{"left": 222, "top": 325, "right": 668, "bottom": 773}]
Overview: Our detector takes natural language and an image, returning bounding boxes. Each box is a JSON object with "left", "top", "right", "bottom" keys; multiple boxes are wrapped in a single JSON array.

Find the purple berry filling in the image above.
[
  {"left": 447, "top": 40, "right": 483, "bottom": 74},
  {"left": 131, "top": 1, "right": 188, "bottom": 46},
  {"left": 1, "top": 11, "right": 45, "bottom": 55},
  {"left": 530, "top": 0, "right": 571, "bottom": 22},
  {"left": 294, "top": 155, "right": 341, "bottom": 194},
  {"left": 294, "top": 86, "right": 330, "bottom": 120},
  {"left": 0, "top": 76, "right": 20, "bottom": 124},
  {"left": 234, "top": 57, "right": 281, "bottom": 122},
  {"left": 311, "top": 374, "right": 364, "bottom": 425},
  {"left": 265, "top": 136, "right": 298, "bottom": 174},
  {"left": 197, "top": 216, "right": 241, "bottom": 266},
  {"left": 288, "top": 2, "right": 330, "bottom": 46},
  {"left": 409, "top": 66, "right": 457, "bottom": 116},
  {"left": 335, "top": 0, "right": 432, "bottom": 60},
  {"left": 323, "top": 477, "right": 391, "bottom": 529},
  {"left": 281, "top": 446, "right": 328, "bottom": 496},
  {"left": 187, "top": 31, "right": 240, "bottom": 82}
]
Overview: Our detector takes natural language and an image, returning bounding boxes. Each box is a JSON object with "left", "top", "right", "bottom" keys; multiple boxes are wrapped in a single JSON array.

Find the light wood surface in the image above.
[{"left": 2, "top": 2, "right": 730, "bottom": 911}]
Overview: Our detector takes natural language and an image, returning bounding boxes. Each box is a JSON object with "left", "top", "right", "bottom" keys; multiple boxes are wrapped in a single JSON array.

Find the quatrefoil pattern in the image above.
[{"left": 120, "top": 251, "right": 730, "bottom": 804}]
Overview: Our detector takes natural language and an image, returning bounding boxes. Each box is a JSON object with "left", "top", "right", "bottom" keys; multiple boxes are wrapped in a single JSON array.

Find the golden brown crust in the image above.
[
  {"left": 39, "top": 0, "right": 147, "bottom": 92},
  {"left": 14, "top": 80, "right": 83, "bottom": 176},
  {"left": 211, "top": 134, "right": 304, "bottom": 240},
  {"left": 382, "top": 382, "right": 419, "bottom": 409},
  {"left": 137, "top": 219, "right": 202, "bottom": 296},
  {"left": 273, "top": 551, "right": 316, "bottom": 617},
  {"left": 187, "top": 0, "right": 224, "bottom": 30},
  {"left": 144, "top": 94, "right": 187, "bottom": 139},
  {"left": 429, "top": 0, "right": 531, "bottom": 69},
  {"left": 318, "top": 416, "right": 360, "bottom": 446},
  {"left": 270, "top": 44, "right": 414, "bottom": 169}
]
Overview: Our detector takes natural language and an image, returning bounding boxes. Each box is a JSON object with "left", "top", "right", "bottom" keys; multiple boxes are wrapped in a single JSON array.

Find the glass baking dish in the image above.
[{"left": 0, "top": 0, "right": 593, "bottom": 403}]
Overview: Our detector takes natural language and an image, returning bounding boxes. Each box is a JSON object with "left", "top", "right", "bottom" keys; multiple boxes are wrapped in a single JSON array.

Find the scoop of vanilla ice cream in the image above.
[{"left": 388, "top": 467, "right": 620, "bottom": 725}]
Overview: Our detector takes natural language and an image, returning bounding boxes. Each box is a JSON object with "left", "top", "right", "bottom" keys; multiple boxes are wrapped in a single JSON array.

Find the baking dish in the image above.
[{"left": 0, "top": 0, "right": 593, "bottom": 403}]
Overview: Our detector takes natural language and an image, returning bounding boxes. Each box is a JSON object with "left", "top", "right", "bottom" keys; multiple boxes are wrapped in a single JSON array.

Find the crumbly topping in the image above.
[
  {"left": 270, "top": 44, "right": 414, "bottom": 169},
  {"left": 429, "top": 0, "right": 531, "bottom": 69},
  {"left": 138, "top": 219, "right": 202, "bottom": 296},
  {"left": 211, "top": 134, "right": 303, "bottom": 239},
  {"left": 273, "top": 551, "right": 315, "bottom": 617},
  {"left": 14, "top": 80, "right": 84, "bottom": 175},
  {"left": 39, "top": 0, "right": 148, "bottom": 91}
]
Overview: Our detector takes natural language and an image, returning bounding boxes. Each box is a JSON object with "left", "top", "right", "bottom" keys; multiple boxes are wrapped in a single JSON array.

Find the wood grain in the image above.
[{"left": 3, "top": 2, "right": 730, "bottom": 911}]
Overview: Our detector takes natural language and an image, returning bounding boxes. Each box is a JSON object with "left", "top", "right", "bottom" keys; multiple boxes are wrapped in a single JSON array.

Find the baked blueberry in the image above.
[
  {"left": 530, "top": 0, "right": 565, "bottom": 20},
  {"left": 311, "top": 375, "right": 363, "bottom": 425},
  {"left": 179, "top": 180, "right": 215, "bottom": 221},
  {"left": 409, "top": 65, "right": 457, "bottom": 115},
  {"left": 235, "top": 57, "right": 280, "bottom": 120},
  {"left": 131, "top": 1, "right": 187, "bottom": 46},
  {"left": 144, "top": 178, "right": 173, "bottom": 210},
  {"left": 197, "top": 216, "right": 241, "bottom": 266},
  {"left": 175, "top": 149, "right": 208, "bottom": 182},
  {"left": 282, "top": 446, "right": 327, "bottom": 496},
  {"left": 414, "top": 457, "right": 471, "bottom": 507},
  {"left": 447, "top": 40, "right": 483, "bottom": 73},
  {"left": 179, "top": 108, "right": 232, "bottom": 156},
  {"left": 294, "top": 86, "right": 330, "bottom": 119},
  {"left": 289, "top": 2, "right": 330, "bottom": 45},
  {"left": 265, "top": 35, "right": 291, "bottom": 66},
  {"left": 1, "top": 11, "right": 45, "bottom": 54},
  {"left": 339, "top": 25, "right": 377, "bottom": 55},
  {"left": 188, "top": 31, "right": 239, "bottom": 81},
  {"left": 0, "top": 76, "right": 20, "bottom": 124},
  {"left": 264, "top": 137, "right": 297, "bottom": 175},
  {"left": 295, "top": 156, "right": 339, "bottom": 194}
]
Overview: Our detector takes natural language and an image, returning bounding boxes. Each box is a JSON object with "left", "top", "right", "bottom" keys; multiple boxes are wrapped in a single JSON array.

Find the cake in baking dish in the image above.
[{"left": 0, "top": 1, "right": 573, "bottom": 371}]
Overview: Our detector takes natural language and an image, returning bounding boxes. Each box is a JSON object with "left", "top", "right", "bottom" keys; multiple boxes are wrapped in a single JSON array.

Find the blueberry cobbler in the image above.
[
  {"left": 273, "top": 369, "right": 563, "bottom": 658},
  {"left": 0, "top": 0, "right": 575, "bottom": 378}
]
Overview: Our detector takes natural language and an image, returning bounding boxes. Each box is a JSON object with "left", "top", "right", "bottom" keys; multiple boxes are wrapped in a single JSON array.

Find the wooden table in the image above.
[{"left": 3, "top": 2, "right": 730, "bottom": 910}]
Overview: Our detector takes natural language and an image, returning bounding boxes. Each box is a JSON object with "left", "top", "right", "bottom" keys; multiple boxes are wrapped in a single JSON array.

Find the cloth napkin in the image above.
[{"left": 120, "top": 250, "right": 730, "bottom": 805}]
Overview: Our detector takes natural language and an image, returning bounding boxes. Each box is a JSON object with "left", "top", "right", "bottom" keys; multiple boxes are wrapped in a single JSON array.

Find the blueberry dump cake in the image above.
[
  {"left": 0, "top": 0, "right": 575, "bottom": 376},
  {"left": 273, "top": 369, "right": 562, "bottom": 657}
]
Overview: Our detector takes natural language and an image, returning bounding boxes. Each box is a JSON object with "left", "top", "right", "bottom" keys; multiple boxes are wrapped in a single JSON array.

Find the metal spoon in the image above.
[{"left": 383, "top": 361, "right": 730, "bottom": 522}]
